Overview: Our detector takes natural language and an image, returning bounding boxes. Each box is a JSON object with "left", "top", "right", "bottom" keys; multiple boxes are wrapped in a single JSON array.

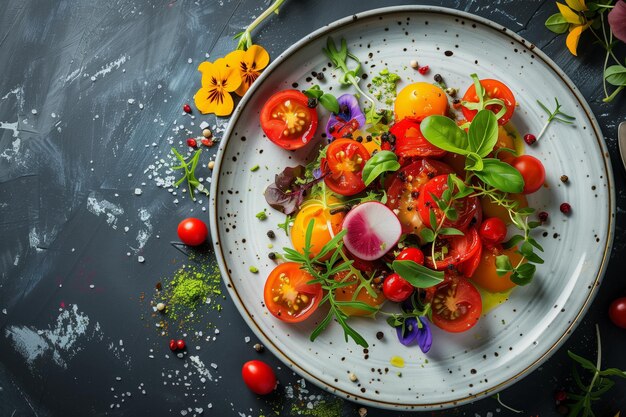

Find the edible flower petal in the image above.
[
  {"left": 227, "top": 45, "right": 270, "bottom": 97},
  {"left": 395, "top": 316, "right": 432, "bottom": 353},
  {"left": 557, "top": 2, "right": 584, "bottom": 24},
  {"left": 325, "top": 94, "right": 366, "bottom": 138},
  {"left": 608, "top": 0, "right": 626, "bottom": 43},
  {"left": 565, "top": 0, "right": 587, "bottom": 12},
  {"left": 195, "top": 57, "right": 242, "bottom": 116},
  {"left": 565, "top": 22, "right": 591, "bottom": 56}
]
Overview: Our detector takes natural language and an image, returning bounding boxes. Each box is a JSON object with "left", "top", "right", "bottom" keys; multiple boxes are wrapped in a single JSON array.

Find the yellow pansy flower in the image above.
[
  {"left": 566, "top": 22, "right": 591, "bottom": 56},
  {"left": 194, "top": 57, "right": 242, "bottom": 116},
  {"left": 565, "top": 0, "right": 587, "bottom": 12},
  {"left": 226, "top": 45, "right": 270, "bottom": 97},
  {"left": 557, "top": 2, "right": 584, "bottom": 24}
]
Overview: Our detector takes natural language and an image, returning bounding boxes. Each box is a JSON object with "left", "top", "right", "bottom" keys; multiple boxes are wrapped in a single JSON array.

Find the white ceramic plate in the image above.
[{"left": 209, "top": 6, "right": 614, "bottom": 410}]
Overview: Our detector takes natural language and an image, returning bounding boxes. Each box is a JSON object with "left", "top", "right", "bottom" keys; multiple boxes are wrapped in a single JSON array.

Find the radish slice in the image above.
[{"left": 342, "top": 202, "right": 402, "bottom": 261}]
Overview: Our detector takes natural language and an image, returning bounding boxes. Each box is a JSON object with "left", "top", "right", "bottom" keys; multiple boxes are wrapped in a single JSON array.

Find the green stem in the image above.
[
  {"left": 587, "top": 324, "right": 602, "bottom": 400},
  {"left": 237, "top": 0, "right": 287, "bottom": 50}
]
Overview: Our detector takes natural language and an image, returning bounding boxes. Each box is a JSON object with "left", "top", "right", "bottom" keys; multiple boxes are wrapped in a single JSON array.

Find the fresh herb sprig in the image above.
[
  {"left": 567, "top": 324, "right": 626, "bottom": 417},
  {"left": 461, "top": 74, "right": 507, "bottom": 119},
  {"left": 419, "top": 175, "right": 470, "bottom": 268},
  {"left": 234, "top": 0, "right": 287, "bottom": 50},
  {"left": 277, "top": 214, "right": 293, "bottom": 236},
  {"left": 536, "top": 97, "right": 576, "bottom": 141},
  {"left": 171, "top": 148, "right": 209, "bottom": 201},
  {"left": 282, "top": 220, "right": 380, "bottom": 347},
  {"left": 323, "top": 37, "right": 387, "bottom": 124},
  {"left": 303, "top": 85, "right": 339, "bottom": 113}
]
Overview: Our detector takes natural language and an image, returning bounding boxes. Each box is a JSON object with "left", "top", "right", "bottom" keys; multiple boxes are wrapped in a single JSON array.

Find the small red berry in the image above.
[
  {"left": 523, "top": 133, "right": 537, "bottom": 145},
  {"left": 559, "top": 203, "right": 571, "bottom": 214},
  {"left": 187, "top": 138, "right": 197, "bottom": 147},
  {"left": 418, "top": 65, "right": 430, "bottom": 75},
  {"left": 538, "top": 211, "right": 549, "bottom": 222},
  {"left": 176, "top": 339, "right": 186, "bottom": 350},
  {"left": 201, "top": 138, "right": 214, "bottom": 147},
  {"left": 183, "top": 104, "right": 192, "bottom": 113},
  {"left": 554, "top": 390, "right": 567, "bottom": 402},
  {"left": 169, "top": 339, "right": 177, "bottom": 351}
]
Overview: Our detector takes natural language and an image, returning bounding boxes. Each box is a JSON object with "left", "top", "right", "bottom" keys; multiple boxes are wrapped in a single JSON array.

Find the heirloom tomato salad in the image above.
[{"left": 260, "top": 38, "right": 546, "bottom": 350}]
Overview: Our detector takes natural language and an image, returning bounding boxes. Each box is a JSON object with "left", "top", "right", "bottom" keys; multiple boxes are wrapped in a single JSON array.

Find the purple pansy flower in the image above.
[
  {"left": 395, "top": 316, "right": 433, "bottom": 353},
  {"left": 325, "top": 94, "right": 365, "bottom": 139},
  {"left": 608, "top": 1, "right": 626, "bottom": 43}
]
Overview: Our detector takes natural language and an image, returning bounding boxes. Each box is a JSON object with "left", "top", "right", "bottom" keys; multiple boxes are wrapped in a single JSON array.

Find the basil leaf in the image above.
[
  {"left": 319, "top": 93, "right": 340, "bottom": 113},
  {"left": 503, "top": 234, "right": 524, "bottom": 249},
  {"left": 304, "top": 85, "right": 323, "bottom": 99},
  {"left": 392, "top": 260, "right": 444, "bottom": 288},
  {"left": 420, "top": 115, "right": 469, "bottom": 154},
  {"left": 361, "top": 151, "right": 401, "bottom": 186},
  {"left": 545, "top": 13, "right": 569, "bottom": 34},
  {"left": 420, "top": 228, "right": 435, "bottom": 243},
  {"left": 439, "top": 227, "right": 464, "bottom": 236},
  {"left": 474, "top": 158, "right": 524, "bottom": 193},
  {"left": 464, "top": 152, "right": 484, "bottom": 171},
  {"left": 468, "top": 110, "right": 499, "bottom": 157},
  {"left": 605, "top": 65, "right": 626, "bottom": 87},
  {"left": 511, "top": 263, "right": 536, "bottom": 285}
]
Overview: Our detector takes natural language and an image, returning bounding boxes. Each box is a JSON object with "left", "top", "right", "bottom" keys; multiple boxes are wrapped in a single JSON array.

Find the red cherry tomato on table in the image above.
[
  {"left": 382, "top": 273, "right": 414, "bottom": 302},
  {"left": 511, "top": 155, "right": 546, "bottom": 194},
  {"left": 417, "top": 175, "right": 479, "bottom": 232},
  {"left": 431, "top": 274, "right": 482, "bottom": 332},
  {"left": 263, "top": 262, "right": 322, "bottom": 323},
  {"left": 609, "top": 297, "right": 626, "bottom": 329},
  {"left": 260, "top": 90, "right": 318, "bottom": 150},
  {"left": 242, "top": 360, "right": 277, "bottom": 395},
  {"left": 386, "top": 159, "right": 454, "bottom": 235},
  {"left": 396, "top": 247, "right": 425, "bottom": 265},
  {"left": 322, "top": 138, "right": 370, "bottom": 196},
  {"left": 462, "top": 79, "right": 516, "bottom": 126},
  {"left": 177, "top": 218, "right": 209, "bottom": 246},
  {"left": 478, "top": 217, "right": 507, "bottom": 246},
  {"left": 389, "top": 119, "right": 447, "bottom": 159}
]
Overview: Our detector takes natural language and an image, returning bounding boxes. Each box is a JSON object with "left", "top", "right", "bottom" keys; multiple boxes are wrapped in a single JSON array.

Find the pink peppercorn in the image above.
[
  {"left": 523, "top": 134, "right": 537, "bottom": 145},
  {"left": 538, "top": 211, "right": 549, "bottom": 222},
  {"left": 186, "top": 138, "right": 197, "bottom": 147},
  {"left": 418, "top": 65, "right": 430, "bottom": 75},
  {"left": 183, "top": 104, "right": 192, "bottom": 113},
  {"left": 560, "top": 203, "right": 571, "bottom": 214}
]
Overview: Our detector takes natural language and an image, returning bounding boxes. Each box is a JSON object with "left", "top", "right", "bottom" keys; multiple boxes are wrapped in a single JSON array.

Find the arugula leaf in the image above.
[
  {"left": 420, "top": 115, "right": 469, "bottom": 154},
  {"left": 361, "top": 150, "right": 401, "bottom": 186},
  {"left": 468, "top": 109, "right": 499, "bottom": 157},
  {"left": 474, "top": 158, "right": 525, "bottom": 193},
  {"left": 392, "top": 260, "right": 444, "bottom": 288}
]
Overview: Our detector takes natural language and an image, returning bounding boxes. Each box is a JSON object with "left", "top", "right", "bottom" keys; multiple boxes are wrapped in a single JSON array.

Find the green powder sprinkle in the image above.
[
  {"left": 370, "top": 68, "right": 401, "bottom": 107},
  {"left": 249, "top": 266, "right": 259, "bottom": 273},
  {"left": 250, "top": 164, "right": 260, "bottom": 172},
  {"left": 256, "top": 211, "right": 267, "bottom": 220}
]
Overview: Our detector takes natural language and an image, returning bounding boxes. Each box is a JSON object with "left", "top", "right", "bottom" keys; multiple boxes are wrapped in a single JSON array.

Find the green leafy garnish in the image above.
[
  {"left": 566, "top": 324, "right": 626, "bottom": 417},
  {"left": 171, "top": 148, "right": 209, "bottom": 201},
  {"left": 277, "top": 214, "right": 293, "bottom": 237},
  {"left": 361, "top": 150, "right": 401, "bottom": 186},
  {"left": 282, "top": 220, "right": 380, "bottom": 347},
  {"left": 391, "top": 260, "right": 444, "bottom": 288},
  {"left": 256, "top": 211, "right": 267, "bottom": 220},
  {"left": 460, "top": 74, "right": 507, "bottom": 119},
  {"left": 536, "top": 97, "right": 576, "bottom": 141},
  {"left": 303, "top": 85, "right": 340, "bottom": 113},
  {"left": 421, "top": 109, "right": 524, "bottom": 193}
]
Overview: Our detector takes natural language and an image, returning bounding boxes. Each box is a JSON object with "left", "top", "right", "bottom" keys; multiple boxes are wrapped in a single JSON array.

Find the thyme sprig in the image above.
[
  {"left": 171, "top": 148, "right": 209, "bottom": 201},
  {"left": 536, "top": 97, "right": 576, "bottom": 141},
  {"left": 234, "top": 0, "right": 287, "bottom": 50},
  {"left": 469, "top": 184, "right": 544, "bottom": 285},
  {"left": 282, "top": 220, "right": 379, "bottom": 348},
  {"left": 567, "top": 324, "right": 626, "bottom": 417}
]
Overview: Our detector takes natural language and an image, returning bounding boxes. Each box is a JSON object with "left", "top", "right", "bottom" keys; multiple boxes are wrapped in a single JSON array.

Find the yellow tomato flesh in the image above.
[
  {"left": 291, "top": 197, "right": 344, "bottom": 259},
  {"left": 394, "top": 82, "right": 448, "bottom": 121},
  {"left": 471, "top": 246, "right": 524, "bottom": 293},
  {"left": 333, "top": 271, "right": 385, "bottom": 316}
]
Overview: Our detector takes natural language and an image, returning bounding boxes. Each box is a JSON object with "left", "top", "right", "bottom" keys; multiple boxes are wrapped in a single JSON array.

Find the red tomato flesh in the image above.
[
  {"left": 263, "top": 262, "right": 322, "bottom": 323},
  {"left": 323, "top": 138, "right": 370, "bottom": 196},
  {"left": 425, "top": 227, "right": 482, "bottom": 270},
  {"left": 390, "top": 119, "right": 447, "bottom": 158},
  {"left": 462, "top": 79, "right": 515, "bottom": 126},
  {"left": 511, "top": 155, "right": 546, "bottom": 194},
  {"left": 431, "top": 275, "right": 482, "bottom": 332},
  {"left": 260, "top": 90, "right": 318, "bottom": 150},
  {"left": 417, "top": 174, "right": 479, "bottom": 232}
]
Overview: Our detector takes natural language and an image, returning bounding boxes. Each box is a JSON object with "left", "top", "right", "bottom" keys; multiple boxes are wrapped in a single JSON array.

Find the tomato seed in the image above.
[
  {"left": 183, "top": 104, "right": 192, "bottom": 113},
  {"left": 187, "top": 138, "right": 197, "bottom": 147},
  {"left": 559, "top": 203, "right": 571, "bottom": 214},
  {"left": 418, "top": 65, "right": 430, "bottom": 75},
  {"left": 523, "top": 133, "right": 536, "bottom": 145}
]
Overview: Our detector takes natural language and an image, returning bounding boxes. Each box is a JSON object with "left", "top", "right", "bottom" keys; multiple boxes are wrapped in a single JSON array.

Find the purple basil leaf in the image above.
[
  {"left": 609, "top": 1, "right": 626, "bottom": 43},
  {"left": 274, "top": 165, "right": 306, "bottom": 191},
  {"left": 416, "top": 317, "right": 433, "bottom": 353},
  {"left": 325, "top": 94, "right": 366, "bottom": 138},
  {"left": 264, "top": 165, "right": 324, "bottom": 215}
]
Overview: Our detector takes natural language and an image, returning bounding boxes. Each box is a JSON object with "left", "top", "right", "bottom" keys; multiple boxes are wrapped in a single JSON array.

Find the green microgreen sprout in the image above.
[
  {"left": 492, "top": 393, "right": 523, "bottom": 414},
  {"left": 171, "top": 148, "right": 209, "bottom": 201},
  {"left": 566, "top": 324, "right": 626, "bottom": 417},
  {"left": 536, "top": 97, "right": 576, "bottom": 141},
  {"left": 277, "top": 214, "right": 293, "bottom": 237},
  {"left": 303, "top": 85, "right": 340, "bottom": 113},
  {"left": 461, "top": 73, "right": 507, "bottom": 119},
  {"left": 234, "top": 0, "right": 287, "bottom": 51}
]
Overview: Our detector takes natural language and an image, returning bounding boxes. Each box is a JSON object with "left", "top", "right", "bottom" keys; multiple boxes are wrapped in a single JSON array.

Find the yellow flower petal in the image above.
[
  {"left": 246, "top": 45, "right": 270, "bottom": 71},
  {"left": 194, "top": 85, "right": 235, "bottom": 116},
  {"left": 212, "top": 89, "right": 235, "bottom": 116},
  {"left": 565, "top": 0, "right": 587, "bottom": 12},
  {"left": 213, "top": 58, "right": 242, "bottom": 93},
  {"left": 232, "top": 45, "right": 270, "bottom": 96},
  {"left": 566, "top": 23, "right": 588, "bottom": 56},
  {"left": 557, "top": 2, "right": 584, "bottom": 24}
]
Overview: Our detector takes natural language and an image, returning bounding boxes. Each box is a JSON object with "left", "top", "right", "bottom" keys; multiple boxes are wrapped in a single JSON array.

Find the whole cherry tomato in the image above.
[
  {"left": 609, "top": 297, "right": 626, "bottom": 329},
  {"left": 382, "top": 273, "right": 414, "bottom": 302},
  {"left": 242, "top": 360, "right": 277, "bottom": 395},
  {"left": 177, "top": 218, "right": 209, "bottom": 246},
  {"left": 396, "top": 247, "right": 425, "bottom": 265},
  {"left": 511, "top": 155, "right": 545, "bottom": 194},
  {"left": 478, "top": 217, "right": 507, "bottom": 246}
]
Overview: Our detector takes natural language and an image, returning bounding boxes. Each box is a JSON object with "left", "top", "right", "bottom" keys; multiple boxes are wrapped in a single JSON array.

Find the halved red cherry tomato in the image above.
[
  {"left": 260, "top": 90, "right": 318, "bottom": 150},
  {"left": 328, "top": 117, "right": 360, "bottom": 139},
  {"left": 386, "top": 160, "right": 454, "bottom": 235},
  {"left": 511, "top": 155, "right": 545, "bottom": 194},
  {"left": 389, "top": 119, "right": 447, "bottom": 158},
  {"left": 417, "top": 175, "right": 479, "bottom": 231},
  {"left": 396, "top": 247, "right": 425, "bottom": 265},
  {"left": 425, "top": 227, "right": 482, "bottom": 270},
  {"left": 478, "top": 217, "right": 508, "bottom": 246},
  {"left": 431, "top": 274, "right": 482, "bottom": 332},
  {"left": 461, "top": 79, "right": 515, "bottom": 126},
  {"left": 263, "top": 262, "right": 322, "bottom": 323},
  {"left": 322, "top": 138, "right": 369, "bottom": 196},
  {"left": 457, "top": 242, "right": 483, "bottom": 278}
]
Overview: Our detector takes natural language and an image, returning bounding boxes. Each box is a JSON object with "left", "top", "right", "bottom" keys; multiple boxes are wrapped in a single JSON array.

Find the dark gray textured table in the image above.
[{"left": 1, "top": 1, "right": 625, "bottom": 416}]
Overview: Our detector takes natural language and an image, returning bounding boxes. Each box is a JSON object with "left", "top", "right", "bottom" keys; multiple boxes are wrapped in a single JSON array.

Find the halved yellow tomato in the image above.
[{"left": 291, "top": 196, "right": 344, "bottom": 258}]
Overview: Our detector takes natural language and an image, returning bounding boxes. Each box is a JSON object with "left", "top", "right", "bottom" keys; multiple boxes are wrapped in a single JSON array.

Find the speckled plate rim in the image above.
[{"left": 209, "top": 5, "right": 615, "bottom": 410}]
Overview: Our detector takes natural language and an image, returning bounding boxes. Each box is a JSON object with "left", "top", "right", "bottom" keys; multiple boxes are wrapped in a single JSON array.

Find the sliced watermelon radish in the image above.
[{"left": 342, "top": 202, "right": 402, "bottom": 261}]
